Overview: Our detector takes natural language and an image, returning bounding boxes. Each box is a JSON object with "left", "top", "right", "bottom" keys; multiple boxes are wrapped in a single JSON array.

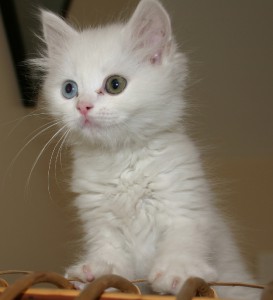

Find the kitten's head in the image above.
[{"left": 39, "top": 0, "right": 187, "bottom": 148}]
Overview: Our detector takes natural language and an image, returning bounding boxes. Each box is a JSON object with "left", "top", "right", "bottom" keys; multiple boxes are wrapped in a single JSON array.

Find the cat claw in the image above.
[
  {"left": 82, "top": 264, "right": 94, "bottom": 282},
  {"left": 71, "top": 281, "right": 87, "bottom": 290},
  {"left": 172, "top": 277, "right": 181, "bottom": 290}
]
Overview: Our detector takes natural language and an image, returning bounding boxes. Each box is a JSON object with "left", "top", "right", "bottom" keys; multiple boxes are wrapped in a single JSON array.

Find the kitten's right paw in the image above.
[
  {"left": 65, "top": 254, "right": 134, "bottom": 288},
  {"left": 65, "top": 260, "right": 112, "bottom": 286},
  {"left": 66, "top": 264, "right": 95, "bottom": 283}
]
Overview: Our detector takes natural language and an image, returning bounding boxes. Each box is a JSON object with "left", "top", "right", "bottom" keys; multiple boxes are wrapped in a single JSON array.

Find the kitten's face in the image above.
[{"left": 41, "top": 0, "right": 187, "bottom": 147}]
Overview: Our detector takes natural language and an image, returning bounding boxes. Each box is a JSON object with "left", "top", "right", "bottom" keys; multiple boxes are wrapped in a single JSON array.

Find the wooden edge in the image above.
[
  {"left": 0, "top": 288, "right": 79, "bottom": 297},
  {"left": 0, "top": 288, "right": 221, "bottom": 300}
]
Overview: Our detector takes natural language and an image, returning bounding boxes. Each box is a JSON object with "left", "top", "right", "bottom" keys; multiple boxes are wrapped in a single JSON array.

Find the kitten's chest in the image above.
[{"left": 72, "top": 146, "right": 160, "bottom": 221}]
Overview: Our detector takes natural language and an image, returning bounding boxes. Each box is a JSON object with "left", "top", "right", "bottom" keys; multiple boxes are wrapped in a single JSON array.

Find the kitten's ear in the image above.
[
  {"left": 126, "top": 0, "right": 173, "bottom": 64},
  {"left": 41, "top": 10, "right": 77, "bottom": 57}
]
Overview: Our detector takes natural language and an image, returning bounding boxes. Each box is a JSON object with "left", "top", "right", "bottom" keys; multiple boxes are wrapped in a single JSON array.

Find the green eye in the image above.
[{"left": 105, "top": 75, "right": 127, "bottom": 95}]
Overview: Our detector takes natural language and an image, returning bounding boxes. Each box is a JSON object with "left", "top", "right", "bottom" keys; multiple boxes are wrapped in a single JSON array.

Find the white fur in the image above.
[{"left": 37, "top": 0, "right": 259, "bottom": 298}]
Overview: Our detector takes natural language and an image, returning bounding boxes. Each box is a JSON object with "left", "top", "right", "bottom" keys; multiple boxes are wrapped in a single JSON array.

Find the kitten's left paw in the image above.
[{"left": 148, "top": 259, "right": 217, "bottom": 294}]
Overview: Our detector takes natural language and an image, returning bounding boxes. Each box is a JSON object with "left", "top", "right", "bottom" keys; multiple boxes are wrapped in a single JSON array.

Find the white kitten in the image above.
[{"left": 37, "top": 0, "right": 259, "bottom": 298}]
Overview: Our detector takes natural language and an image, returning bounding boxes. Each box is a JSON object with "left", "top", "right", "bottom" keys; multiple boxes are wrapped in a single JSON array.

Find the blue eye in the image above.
[{"left": 62, "top": 80, "right": 78, "bottom": 99}]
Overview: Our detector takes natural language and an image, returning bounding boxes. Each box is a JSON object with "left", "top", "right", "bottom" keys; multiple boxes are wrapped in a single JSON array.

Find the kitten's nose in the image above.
[{"left": 77, "top": 102, "right": 93, "bottom": 116}]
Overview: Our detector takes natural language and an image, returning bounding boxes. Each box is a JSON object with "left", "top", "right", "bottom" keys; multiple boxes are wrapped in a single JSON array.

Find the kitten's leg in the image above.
[
  {"left": 148, "top": 222, "right": 218, "bottom": 294},
  {"left": 65, "top": 229, "right": 134, "bottom": 285}
]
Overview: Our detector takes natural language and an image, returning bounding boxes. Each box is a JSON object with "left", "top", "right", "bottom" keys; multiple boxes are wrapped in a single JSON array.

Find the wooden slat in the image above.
[{"left": 0, "top": 288, "right": 217, "bottom": 300}]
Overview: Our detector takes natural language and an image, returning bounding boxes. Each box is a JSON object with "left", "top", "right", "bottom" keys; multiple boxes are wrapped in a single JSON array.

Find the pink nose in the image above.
[{"left": 77, "top": 102, "right": 93, "bottom": 116}]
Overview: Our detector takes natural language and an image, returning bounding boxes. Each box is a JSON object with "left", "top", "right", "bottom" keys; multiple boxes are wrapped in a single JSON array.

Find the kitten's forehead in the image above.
[{"left": 71, "top": 24, "right": 125, "bottom": 67}]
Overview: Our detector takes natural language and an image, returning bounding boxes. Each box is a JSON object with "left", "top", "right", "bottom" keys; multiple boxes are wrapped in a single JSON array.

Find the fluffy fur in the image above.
[{"left": 36, "top": 0, "right": 259, "bottom": 298}]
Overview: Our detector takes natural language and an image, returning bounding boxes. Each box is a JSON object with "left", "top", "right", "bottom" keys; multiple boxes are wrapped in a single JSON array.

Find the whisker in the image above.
[
  {"left": 8, "top": 121, "right": 61, "bottom": 173},
  {"left": 47, "top": 130, "right": 67, "bottom": 201},
  {"left": 24, "top": 124, "right": 68, "bottom": 198},
  {"left": 55, "top": 128, "right": 71, "bottom": 177},
  {"left": 47, "top": 127, "right": 70, "bottom": 200},
  {"left": 23, "top": 119, "right": 62, "bottom": 142},
  {"left": 2, "top": 121, "right": 61, "bottom": 195},
  {"left": 4, "top": 109, "right": 51, "bottom": 138}
]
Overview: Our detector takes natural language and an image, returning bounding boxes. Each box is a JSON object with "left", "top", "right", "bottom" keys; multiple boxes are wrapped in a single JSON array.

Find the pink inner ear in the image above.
[
  {"left": 149, "top": 30, "right": 166, "bottom": 64},
  {"left": 150, "top": 52, "right": 162, "bottom": 65},
  {"left": 127, "top": 1, "right": 172, "bottom": 65},
  {"left": 151, "top": 29, "right": 166, "bottom": 43}
]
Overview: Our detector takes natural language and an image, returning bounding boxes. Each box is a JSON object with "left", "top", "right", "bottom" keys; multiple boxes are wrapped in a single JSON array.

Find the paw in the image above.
[
  {"left": 149, "top": 259, "right": 217, "bottom": 294},
  {"left": 65, "top": 260, "right": 112, "bottom": 285},
  {"left": 65, "top": 256, "right": 134, "bottom": 288}
]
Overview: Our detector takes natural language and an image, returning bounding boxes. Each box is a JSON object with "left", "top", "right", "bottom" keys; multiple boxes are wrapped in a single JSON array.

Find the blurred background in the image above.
[{"left": 0, "top": 0, "right": 272, "bottom": 283}]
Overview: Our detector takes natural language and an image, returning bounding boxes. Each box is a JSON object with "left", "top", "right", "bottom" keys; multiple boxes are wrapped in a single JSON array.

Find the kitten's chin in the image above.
[
  {"left": 71, "top": 117, "right": 152, "bottom": 149},
  {"left": 69, "top": 122, "right": 135, "bottom": 149},
  {"left": 70, "top": 120, "right": 115, "bottom": 147}
]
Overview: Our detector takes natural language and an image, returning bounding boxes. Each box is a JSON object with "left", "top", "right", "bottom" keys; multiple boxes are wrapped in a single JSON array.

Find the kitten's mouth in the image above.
[
  {"left": 84, "top": 118, "right": 91, "bottom": 126},
  {"left": 80, "top": 117, "right": 92, "bottom": 128},
  {"left": 79, "top": 116, "right": 101, "bottom": 129}
]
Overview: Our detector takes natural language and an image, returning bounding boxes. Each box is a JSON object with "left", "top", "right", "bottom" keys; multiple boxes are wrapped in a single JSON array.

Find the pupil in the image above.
[
  {"left": 65, "top": 83, "right": 73, "bottom": 93},
  {"left": 111, "top": 79, "right": 119, "bottom": 90}
]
